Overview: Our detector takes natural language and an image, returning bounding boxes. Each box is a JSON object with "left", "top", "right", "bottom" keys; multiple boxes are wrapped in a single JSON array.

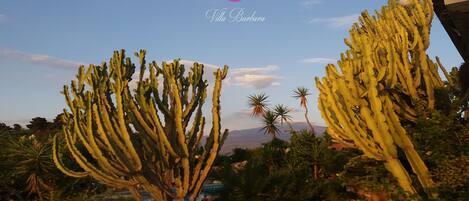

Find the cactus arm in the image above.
[
  {"left": 92, "top": 104, "right": 132, "bottom": 172},
  {"left": 52, "top": 134, "right": 89, "bottom": 178},
  {"left": 385, "top": 96, "right": 436, "bottom": 196},
  {"left": 63, "top": 127, "right": 134, "bottom": 188},
  {"left": 96, "top": 94, "right": 135, "bottom": 161},
  {"left": 384, "top": 158, "right": 417, "bottom": 194},
  {"left": 191, "top": 117, "right": 205, "bottom": 152},
  {"left": 183, "top": 63, "right": 204, "bottom": 120},
  {"left": 81, "top": 95, "right": 127, "bottom": 176},
  {"left": 189, "top": 66, "right": 228, "bottom": 201},
  {"left": 162, "top": 64, "right": 191, "bottom": 196},
  {"left": 146, "top": 99, "right": 179, "bottom": 158},
  {"left": 114, "top": 81, "right": 142, "bottom": 171},
  {"left": 435, "top": 56, "right": 453, "bottom": 86}
]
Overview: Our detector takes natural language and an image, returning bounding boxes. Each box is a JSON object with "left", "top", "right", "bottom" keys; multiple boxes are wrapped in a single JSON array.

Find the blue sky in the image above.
[{"left": 0, "top": 0, "right": 464, "bottom": 130}]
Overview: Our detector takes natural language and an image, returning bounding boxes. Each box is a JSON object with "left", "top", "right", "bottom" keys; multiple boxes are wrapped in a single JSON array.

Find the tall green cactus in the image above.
[
  {"left": 52, "top": 49, "right": 229, "bottom": 201},
  {"left": 316, "top": 0, "right": 444, "bottom": 197}
]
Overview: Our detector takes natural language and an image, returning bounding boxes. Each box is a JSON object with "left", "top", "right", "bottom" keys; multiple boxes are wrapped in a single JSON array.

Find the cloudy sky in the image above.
[{"left": 0, "top": 0, "right": 464, "bottom": 130}]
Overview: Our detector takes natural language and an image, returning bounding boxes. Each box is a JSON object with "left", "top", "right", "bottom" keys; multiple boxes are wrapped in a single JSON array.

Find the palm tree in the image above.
[
  {"left": 260, "top": 110, "right": 280, "bottom": 139},
  {"left": 293, "top": 87, "right": 315, "bottom": 134},
  {"left": 273, "top": 104, "right": 294, "bottom": 131},
  {"left": 248, "top": 93, "right": 270, "bottom": 117}
]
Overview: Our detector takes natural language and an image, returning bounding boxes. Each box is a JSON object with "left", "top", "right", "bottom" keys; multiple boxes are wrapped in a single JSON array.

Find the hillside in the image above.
[{"left": 220, "top": 122, "right": 326, "bottom": 154}]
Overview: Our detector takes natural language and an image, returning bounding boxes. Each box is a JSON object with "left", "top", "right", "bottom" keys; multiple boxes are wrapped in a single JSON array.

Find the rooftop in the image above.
[{"left": 434, "top": 0, "right": 469, "bottom": 61}]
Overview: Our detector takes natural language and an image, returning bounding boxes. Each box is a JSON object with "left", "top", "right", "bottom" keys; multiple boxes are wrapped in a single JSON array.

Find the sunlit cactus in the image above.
[
  {"left": 52, "top": 49, "right": 229, "bottom": 201},
  {"left": 315, "top": 0, "right": 445, "bottom": 197}
]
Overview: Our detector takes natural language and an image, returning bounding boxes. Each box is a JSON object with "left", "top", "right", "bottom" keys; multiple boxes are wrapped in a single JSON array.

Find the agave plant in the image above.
[
  {"left": 273, "top": 104, "right": 293, "bottom": 131},
  {"left": 293, "top": 87, "right": 315, "bottom": 133},
  {"left": 5, "top": 137, "right": 55, "bottom": 201},
  {"left": 248, "top": 93, "right": 270, "bottom": 117}
]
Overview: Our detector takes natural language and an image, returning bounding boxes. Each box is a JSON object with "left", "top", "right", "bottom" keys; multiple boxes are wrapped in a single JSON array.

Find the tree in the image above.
[
  {"left": 13, "top": 124, "right": 22, "bottom": 132},
  {"left": 26, "top": 117, "right": 50, "bottom": 132},
  {"left": 0, "top": 123, "right": 11, "bottom": 133},
  {"left": 288, "top": 130, "right": 328, "bottom": 179},
  {"left": 293, "top": 87, "right": 315, "bottom": 134},
  {"left": 53, "top": 50, "right": 229, "bottom": 201}
]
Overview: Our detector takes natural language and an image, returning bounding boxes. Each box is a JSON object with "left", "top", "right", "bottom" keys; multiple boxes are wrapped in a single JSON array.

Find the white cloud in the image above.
[
  {"left": 310, "top": 14, "right": 360, "bottom": 28},
  {"left": 230, "top": 65, "right": 278, "bottom": 76},
  {"left": 0, "top": 48, "right": 84, "bottom": 69},
  {"left": 228, "top": 65, "right": 281, "bottom": 89},
  {"left": 300, "top": 57, "right": 336, "bottom": 64},
  {"left": 177, "top": 61, "right": 282, "bottom": 89},
  {"left": 301, "top": 0, "right": 322, "bottom": 6},
  {"left": 232, "top": 74, "right": 281, "bottom": 89}
]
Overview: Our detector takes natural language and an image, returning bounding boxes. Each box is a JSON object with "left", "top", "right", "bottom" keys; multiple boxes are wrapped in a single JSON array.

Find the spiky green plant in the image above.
[
  {"left": 5, "top": 137, "right": 55, "bottom": 201},
  {"left": 52, "top": 49, "right": 229, "bottom": 201},
  {"left": 248, "top": 93, "right": 270, "bottom": 117},
  {"left": 261, "top": 110, "right": 280, "bottom": 139},
  {"left": 273, "top": 104, "right": 293, "bottom": 131}
]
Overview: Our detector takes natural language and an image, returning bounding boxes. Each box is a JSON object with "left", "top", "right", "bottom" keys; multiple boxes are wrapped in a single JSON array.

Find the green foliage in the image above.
[
  {"left": 213, "top": 132, "right": 361, "bottom": 201},
  {"left": 26, "top": 117, "right": 51, "bottom": 132},
  {"left": 338, "top": 156, "right": 415, "bottom": 200},
  {"left": 0, "top": 118, "right": 104, "bottom": 201},
  {"left": 5, "top": 137, "right": 55, "bottom": 199},
  {"left": 401, "top": 69, "right": 469, "bottom": 200}
]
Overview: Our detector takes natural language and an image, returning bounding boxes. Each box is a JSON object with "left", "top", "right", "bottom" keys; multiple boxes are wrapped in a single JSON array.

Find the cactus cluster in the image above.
[
  {"left": 315, "top": 0, "right": 446, "bottom": 197},
  {"left": 52, "top": 50, "right": 229, "bottom": 201}
]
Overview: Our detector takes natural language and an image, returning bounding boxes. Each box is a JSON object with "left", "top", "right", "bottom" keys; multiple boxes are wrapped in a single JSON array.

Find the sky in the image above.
[{"left": 0, "top": 0, "right": 464, "bottom": 130}]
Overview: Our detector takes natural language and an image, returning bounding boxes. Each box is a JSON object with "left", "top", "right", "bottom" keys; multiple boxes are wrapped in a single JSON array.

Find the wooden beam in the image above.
[{"left": 433, "top": 0, "right": 469, "bottom": 62}]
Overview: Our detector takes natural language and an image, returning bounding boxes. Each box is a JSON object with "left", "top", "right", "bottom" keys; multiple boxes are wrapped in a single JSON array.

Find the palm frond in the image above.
[
  {"left": 273, "top": 104, "right": 292, "bottom": 124},
  {"left": 293, "top": 87, "right": 311, "bottom": 108},
  {"left": 293, "top": 87, "right": 311, "bottom": 98},
  {"left": 248, "top": 93, "right": 270, "bottom": 116},
  {"left": 260, "top": 110, "right": 280, "bottom": 138}
]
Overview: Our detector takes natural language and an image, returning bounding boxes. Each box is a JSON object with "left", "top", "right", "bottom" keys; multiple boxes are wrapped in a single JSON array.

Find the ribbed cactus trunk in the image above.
[
  {"left": 52, "top": 49, "right": 229, "bottom": 201},
  {"left": 316, "top": 0, "right": 444, "bottom": 198}
]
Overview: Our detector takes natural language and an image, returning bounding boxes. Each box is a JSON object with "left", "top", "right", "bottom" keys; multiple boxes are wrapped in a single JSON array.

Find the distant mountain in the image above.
[{"left": 220, "top": 122, "right": 326, "bottom": 154}]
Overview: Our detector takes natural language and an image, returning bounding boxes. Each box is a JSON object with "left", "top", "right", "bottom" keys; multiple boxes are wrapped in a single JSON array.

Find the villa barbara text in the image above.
[{"left": 205, "top": 8, "right": 266, "bottom": 23}]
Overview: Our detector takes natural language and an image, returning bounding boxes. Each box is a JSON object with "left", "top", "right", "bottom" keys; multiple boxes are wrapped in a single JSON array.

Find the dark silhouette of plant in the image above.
[{"left": 26, "top": 117, "right": 50, "bottom": 132}]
